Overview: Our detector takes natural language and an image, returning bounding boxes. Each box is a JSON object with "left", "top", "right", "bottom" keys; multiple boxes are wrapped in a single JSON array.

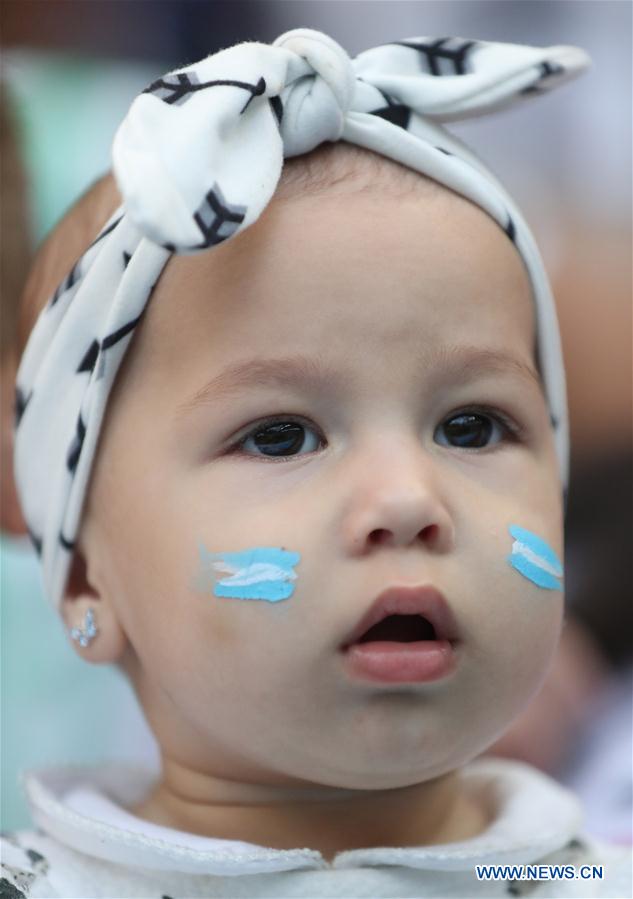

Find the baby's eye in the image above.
[
  {"left": 234, "top": 418, "right": 324, "bottom": 458},
  {"left": 434, "top": 409, "right": 518, "bottom": 449}
]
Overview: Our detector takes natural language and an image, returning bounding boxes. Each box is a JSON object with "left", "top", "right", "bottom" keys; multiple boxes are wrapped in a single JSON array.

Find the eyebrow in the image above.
[
  {"left": 433, "top": 344, "right": 544, "bottom": 395},
  {"left": 176, "top": 355, "right": 340, "bottom": 416},
  {"left": 176, "top": 345, "right": 543, "bottom": 417}
]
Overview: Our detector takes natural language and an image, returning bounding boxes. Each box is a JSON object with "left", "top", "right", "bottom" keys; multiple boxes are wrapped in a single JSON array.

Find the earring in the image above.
[{"left": 70, "top": 608, "right": 98, "bottom": 647}]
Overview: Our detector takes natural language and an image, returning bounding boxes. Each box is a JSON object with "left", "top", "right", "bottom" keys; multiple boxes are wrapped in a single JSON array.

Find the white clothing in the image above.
[{"left": 1, "top": 758, "right": 630, "bottom": 897}]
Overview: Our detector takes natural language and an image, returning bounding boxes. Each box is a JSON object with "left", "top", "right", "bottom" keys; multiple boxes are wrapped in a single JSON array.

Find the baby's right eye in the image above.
[{"left": 232, "top": 417, "right": 325, "bottom": 458}]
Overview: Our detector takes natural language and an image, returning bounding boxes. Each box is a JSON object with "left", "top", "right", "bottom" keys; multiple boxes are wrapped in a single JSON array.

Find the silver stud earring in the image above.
[{"left": 70, "top": 608, "right": 98, "bottom": 648}]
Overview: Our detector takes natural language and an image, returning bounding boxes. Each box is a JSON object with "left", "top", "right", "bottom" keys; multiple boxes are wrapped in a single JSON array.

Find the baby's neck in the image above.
[{"left": 129, "top": 761, "right": 488, "bottom": 863}]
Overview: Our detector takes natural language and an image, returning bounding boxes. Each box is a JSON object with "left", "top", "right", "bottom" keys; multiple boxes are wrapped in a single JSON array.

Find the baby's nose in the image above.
[
  {"left": 341, "top": 465, "right": 456, "bottom": 558},
  {"left": 368, "top": 520, "right": 447, "bottom": 551}
]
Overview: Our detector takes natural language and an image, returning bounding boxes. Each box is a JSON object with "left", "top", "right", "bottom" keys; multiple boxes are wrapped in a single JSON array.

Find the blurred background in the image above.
[{"left": 1, "top": 0, "right": 631, "bottom": 842}]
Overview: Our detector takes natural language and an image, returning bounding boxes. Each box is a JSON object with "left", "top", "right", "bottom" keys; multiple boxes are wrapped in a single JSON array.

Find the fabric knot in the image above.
[{"left": 272, "top": 29, "right": 356, "bottom": 156}]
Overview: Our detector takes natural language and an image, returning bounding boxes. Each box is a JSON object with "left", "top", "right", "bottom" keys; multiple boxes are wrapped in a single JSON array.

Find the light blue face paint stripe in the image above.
[
  {"left": 508, "top": 553, "right": 562, "bottom": 591},
  {"left": 214, "top": 579, "right": 294, "bottom": 601},
  {"left": 509, "top": 525, "right": 563, "bottom": 576},
  {"left": 507, "top": 524, "right": 563, "bottom": 591},
  {"left": 197, "top": 543, "right": 301, "bottom": 602}
]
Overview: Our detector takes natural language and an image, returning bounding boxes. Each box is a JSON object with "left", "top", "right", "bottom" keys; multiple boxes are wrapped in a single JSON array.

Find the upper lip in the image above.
[{"left": 340, "top": 585, "right": 460, "bottom": 650}]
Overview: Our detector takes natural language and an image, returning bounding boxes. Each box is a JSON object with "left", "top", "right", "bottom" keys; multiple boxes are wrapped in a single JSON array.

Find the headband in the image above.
[{"left": 13, "top": 29, "right": 589, "bottom": 611}]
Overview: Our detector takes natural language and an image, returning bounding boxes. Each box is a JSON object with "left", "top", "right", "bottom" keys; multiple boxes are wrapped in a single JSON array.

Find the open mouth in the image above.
[
  {"left": 339, "top": 586, "right": 458, "bottom": 684},
  {"left": 354, "top": 613, "right": 437, "bottom": 644}
]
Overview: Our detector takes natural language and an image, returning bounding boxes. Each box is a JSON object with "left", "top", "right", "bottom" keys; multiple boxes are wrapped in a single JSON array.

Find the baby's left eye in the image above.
[{"left": 434, "top": 410, "right": 517, "bottom": 449}]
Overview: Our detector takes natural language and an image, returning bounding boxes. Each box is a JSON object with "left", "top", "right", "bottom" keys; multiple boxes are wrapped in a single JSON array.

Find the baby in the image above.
[{"left": 2, "top": 28, "right": 630, "bottom": 898}]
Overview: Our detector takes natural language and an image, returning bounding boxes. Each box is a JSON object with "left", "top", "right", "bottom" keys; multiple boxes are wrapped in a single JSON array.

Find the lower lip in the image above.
[{"left": 342, "top": 640, "right": 456, "bottom": 684}]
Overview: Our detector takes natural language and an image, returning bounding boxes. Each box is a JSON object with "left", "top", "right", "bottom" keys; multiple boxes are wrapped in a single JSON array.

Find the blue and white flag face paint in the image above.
[
  {"left": 507, "top": 525, "right": 563, "bottom": 591},
  {"left": 196, "top": 543, "right": 301, "bottom": 601}
]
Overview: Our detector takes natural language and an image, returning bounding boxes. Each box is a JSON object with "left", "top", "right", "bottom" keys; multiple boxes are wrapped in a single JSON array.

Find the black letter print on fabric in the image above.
[
  {"left": 76, "top": 312, "right": 145, "bottom": 379},
  {"left": 49, "top": 258, "right": 81, "bottom": 308},
  {"left": 520, "top": 61, "right": 566, "bottom": 95},
  {"left": 47, "top": 216, "right": 125, "bottom": 310},
  {"left": 69, "top": 308, "right": 146, "bottom": 474},
  {"left": 143, "top": 70, "right": 267, "bottom": 113},
  {"left": 269, "top": 95, "right": 284, "bottom": 126},
  {"left": 367, "top": 84, "right": 411, "bottom": 131},
  {"left": 88, "top": 215, "right": 124, "bottom": 251},
  {"left": 26, "top": 525, "right": 43, "bottom": 556},
  {"left": 66, "top": 414, "right": 86, "bottom": 474},
  {"left": 59, "top": 532, "right": 75, "bottom": 551},
  {"left": 193, "top": 184, "right": 247, "bottom": 248},
  {"left": 143, "top": 70, "right": 202, "bottom": 105},
  {"left": 14, "top": 386, "right": 31, "bottom": 427},
  {"left": 389, "top": 38, "right": 477, "bottom": 76}
]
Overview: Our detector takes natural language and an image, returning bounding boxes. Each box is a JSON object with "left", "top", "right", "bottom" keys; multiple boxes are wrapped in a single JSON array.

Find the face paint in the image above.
[
  {"left": 196, "top": 543, "right": 301, "bottom": 602},
  {"left": 507, "top": 525, "right": 563, "bottom": 591}
]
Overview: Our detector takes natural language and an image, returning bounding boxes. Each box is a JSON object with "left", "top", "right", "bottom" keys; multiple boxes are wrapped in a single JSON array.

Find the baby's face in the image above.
[{"left": 85, "top": 183, "right": 563, "bottom": 790}]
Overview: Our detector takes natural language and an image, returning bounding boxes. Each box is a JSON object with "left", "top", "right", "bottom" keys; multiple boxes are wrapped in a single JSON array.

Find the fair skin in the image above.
[{"left": 62, "top": 180, "right": 563, "bottom": 862}]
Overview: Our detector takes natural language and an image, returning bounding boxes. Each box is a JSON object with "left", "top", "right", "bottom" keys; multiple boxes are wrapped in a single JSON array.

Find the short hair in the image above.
[{"left": 276, "top": 139, "right": 440, "bottom": 201}]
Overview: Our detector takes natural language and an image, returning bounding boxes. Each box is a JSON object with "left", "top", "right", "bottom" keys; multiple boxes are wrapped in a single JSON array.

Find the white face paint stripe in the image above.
[
  {"left": 511, "top": 540, "right": 562, "bottom": 578},
  {"left": 211, "top": 560, "right": 298, "bottom": 587}
]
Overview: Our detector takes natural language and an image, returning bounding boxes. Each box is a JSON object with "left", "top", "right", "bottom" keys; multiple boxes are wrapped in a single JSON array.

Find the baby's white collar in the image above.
[{"left": 21, "top": 757, "right": 583, "bottom": 875}]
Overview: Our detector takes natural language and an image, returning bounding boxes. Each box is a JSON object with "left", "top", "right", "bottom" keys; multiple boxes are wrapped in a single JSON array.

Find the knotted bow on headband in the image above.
[{"left": 14, "top": 29, "right": 589, "bottom": 611}]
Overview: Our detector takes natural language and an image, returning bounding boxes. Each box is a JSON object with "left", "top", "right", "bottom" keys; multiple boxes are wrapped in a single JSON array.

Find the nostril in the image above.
[
  {"left": 368, "top": 528, "right": 392, "bottom": 546},
  {"left": 366, "top": 521, "right": 453, "bottom": 552},
  {"left": 419, "top": 523, "right": 440, "bottom": 544}
]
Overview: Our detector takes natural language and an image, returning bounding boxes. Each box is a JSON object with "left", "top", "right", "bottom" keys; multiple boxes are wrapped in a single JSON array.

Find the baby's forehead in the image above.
[
  {"left": 19, "top": 147, "right": 434, "bottom": 351},
  {"left": 23, "top": 148, "right": 536, "bottom": 400},
  {"left": 126, "top": 176, "right": 537, "bottom": 402}
]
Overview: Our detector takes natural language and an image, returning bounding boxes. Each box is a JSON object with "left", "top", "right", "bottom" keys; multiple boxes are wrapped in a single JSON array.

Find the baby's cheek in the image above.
[
  {"left": 493, "top": 526, "right": 564, "bottom": 694},
  {"left": 505, "top": 522, "right": 564, "bottom": 643},
  {"left": 505, "top": 595, "right": 563, "bottom": 685},
  {"left": 465, "top": 521, "right": 564, "bottom": 687}
]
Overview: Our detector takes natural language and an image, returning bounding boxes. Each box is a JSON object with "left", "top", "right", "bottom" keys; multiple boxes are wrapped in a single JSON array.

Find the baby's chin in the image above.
[
  {"left": 279, "top": 757, "right": 484, "bottom": 799},
  {"left": 261, "top": 737, "right": 487, "bottom": 794}
]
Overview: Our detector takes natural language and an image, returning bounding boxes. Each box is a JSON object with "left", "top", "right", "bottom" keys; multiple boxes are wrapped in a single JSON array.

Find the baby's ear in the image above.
[{"left": 61, "top": 548, "right": 129, "bottom": 664}]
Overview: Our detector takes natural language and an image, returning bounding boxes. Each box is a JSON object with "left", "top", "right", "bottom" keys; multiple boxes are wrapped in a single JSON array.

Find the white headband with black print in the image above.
[{"left": 14, "top": 29, "right": 589, "bottom": 612}]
